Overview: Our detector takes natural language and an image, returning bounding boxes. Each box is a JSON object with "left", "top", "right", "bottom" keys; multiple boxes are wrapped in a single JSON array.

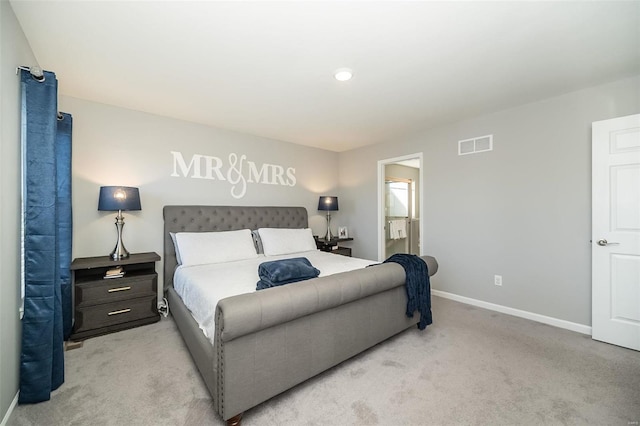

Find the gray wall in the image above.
[
  {"left": 339, "top": 75, "right": 640, "bottom": 327},
  {"left": 0, "top": 0, "right": 38, "bottom": 421},
  {"left": 59, "top": 96, "right": 341, "bottom": 292}
]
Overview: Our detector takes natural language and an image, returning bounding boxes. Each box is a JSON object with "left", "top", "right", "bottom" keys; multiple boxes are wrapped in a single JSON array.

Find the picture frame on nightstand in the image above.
[{"left": 338, "top": 226, "right": 348, "bottom": 238}]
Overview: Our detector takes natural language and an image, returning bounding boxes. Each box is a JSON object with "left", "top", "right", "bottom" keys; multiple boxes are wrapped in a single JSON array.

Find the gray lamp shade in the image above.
[
  {"left": 318, "top": 196, "right": 339, "bottom": 211},
  {"left": 98, "top": 186, "right": 141, "bottom": 211}
]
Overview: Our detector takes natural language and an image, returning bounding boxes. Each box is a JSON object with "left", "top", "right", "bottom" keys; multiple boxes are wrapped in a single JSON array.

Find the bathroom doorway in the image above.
[{"left": 377, "top": 153, "right": 423, "bottom": 261}]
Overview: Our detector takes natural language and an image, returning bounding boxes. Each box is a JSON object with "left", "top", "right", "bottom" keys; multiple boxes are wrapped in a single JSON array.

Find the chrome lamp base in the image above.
[
  {"left": 325, "top": 211, "right": 333, "bottom": 241},
  {"left": 110, "top": 210, "right": 130, "bottom": 260}
]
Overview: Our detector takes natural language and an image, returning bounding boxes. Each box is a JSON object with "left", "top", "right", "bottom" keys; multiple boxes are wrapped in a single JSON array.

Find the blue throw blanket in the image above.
[
  {"left": 256, "top": 257, "right": 320, "bottom": 290},
  {"left": 384, "top": 253, "right": 432, "bottom": 330}
]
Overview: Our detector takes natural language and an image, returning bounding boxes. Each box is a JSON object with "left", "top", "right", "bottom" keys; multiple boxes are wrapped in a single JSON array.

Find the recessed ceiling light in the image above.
[{"left": 334, "top": 68, "right": 353, "bottom": 82}]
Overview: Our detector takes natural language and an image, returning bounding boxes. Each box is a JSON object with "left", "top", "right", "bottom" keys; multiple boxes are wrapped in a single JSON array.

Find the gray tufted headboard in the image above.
[{"left": 163, "top": 205, "right": 308, "bottom": 290}]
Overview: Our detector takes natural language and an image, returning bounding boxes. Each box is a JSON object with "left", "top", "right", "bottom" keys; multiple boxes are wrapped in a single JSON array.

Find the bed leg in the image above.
[{"left": 226, "top": 413, "right": 243, "bottom": 426}]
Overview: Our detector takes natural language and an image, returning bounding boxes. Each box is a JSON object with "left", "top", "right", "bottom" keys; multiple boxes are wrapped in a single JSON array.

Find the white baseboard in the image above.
[
  {"left": 1, "top": 391, "right": 19, "bottom": 426},
  {"left": 432, "top": 289, "right": 592, "bottom": 335}
]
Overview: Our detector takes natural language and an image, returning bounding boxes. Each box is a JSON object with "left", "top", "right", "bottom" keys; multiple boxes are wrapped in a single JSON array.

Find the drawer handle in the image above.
[
  {"left": 107, "top": 308, "right": 131, "bottom": 316},
  {"left": 108, "top": 286, "right": 131, "bottom": 293}
]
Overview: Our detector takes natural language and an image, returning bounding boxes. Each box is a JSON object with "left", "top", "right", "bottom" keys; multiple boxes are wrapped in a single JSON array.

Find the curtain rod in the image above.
[
  {"left": 16, "top": 65, "right": 45, "bottom": 82},
  {"left": 17, "top": 66, "right": 66, "bottom": 121}
]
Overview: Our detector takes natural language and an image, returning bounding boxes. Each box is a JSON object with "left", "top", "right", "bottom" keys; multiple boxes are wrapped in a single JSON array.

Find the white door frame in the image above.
[{"left": 377, "top": 153, "right": 424, "bottom": 261}]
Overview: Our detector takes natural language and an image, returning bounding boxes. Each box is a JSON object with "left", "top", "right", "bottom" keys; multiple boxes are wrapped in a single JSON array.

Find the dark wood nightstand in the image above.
[
  {"left": 70, "top": 252, "right": 161, "bottom": 340},
  {"left": 315, "top": 237, "right": 353, "bottom": 257}
]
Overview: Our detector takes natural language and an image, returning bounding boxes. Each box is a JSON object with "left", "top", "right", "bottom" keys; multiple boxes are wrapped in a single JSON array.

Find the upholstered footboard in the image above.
[{"left": 213, "top": 256, "right": 438, "bottom": 422}]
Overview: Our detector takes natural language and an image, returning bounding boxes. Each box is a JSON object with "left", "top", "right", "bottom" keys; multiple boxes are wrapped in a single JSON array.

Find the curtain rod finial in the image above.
[
  {"left": 16, "top": 65, "right": 45, "bottom": 82},
  {"left": 29, "top": 66, "right": 44, "bottom": 82}
]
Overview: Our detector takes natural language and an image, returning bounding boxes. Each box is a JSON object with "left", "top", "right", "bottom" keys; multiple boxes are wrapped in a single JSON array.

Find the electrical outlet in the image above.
[{"left": 494, "top": 275, "right": 503, "bottom": 286}]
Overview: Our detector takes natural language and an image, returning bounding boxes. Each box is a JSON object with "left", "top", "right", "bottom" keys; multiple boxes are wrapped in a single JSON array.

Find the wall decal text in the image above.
[{"left": 170, "top": 151, "right": 296, "bottom": 199}]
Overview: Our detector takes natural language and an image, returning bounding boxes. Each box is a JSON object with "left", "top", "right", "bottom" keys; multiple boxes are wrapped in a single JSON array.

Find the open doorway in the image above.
[{"left": 377, "top": 153, "right": 423, "bottom": 261}]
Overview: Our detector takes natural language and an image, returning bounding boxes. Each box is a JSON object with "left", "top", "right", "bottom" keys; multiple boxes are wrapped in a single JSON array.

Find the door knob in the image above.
[{"left": 597, "top": 239, "right": 620, "bottom": 246}]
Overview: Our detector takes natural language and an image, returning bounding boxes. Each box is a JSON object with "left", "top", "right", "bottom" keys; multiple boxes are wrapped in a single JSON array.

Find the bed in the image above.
[{"left": 163, "top": 205, "right": 438, "bottom": 425}]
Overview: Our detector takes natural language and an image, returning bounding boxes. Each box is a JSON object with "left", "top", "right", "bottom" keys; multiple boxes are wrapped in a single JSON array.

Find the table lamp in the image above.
[
  {"left": 318, "top": 196, "right": 339, "bottom": 240},
  {"left": 98, "top": 186, "right": 141, "bottom": 260}
]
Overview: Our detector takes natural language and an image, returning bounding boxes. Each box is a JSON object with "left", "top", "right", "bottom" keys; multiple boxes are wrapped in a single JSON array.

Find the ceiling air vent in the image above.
[{"left": 458, "top": 134, "right": 493, "bottom": 156}]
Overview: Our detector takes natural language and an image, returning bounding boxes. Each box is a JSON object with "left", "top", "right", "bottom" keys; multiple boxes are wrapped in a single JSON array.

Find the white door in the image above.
[{"left": 592, "top": 114, "right": 640, "bottom": 351}]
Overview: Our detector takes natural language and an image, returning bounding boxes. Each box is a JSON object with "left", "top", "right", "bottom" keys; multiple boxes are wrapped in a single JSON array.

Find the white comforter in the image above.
[{"left": 174, "top": 250, "right": 375, "bottom": 344}]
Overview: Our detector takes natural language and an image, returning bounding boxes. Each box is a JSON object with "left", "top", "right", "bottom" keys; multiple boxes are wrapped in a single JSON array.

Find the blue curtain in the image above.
[
  {"left": 57, "top": 113, "right": 73, "bottom": 339},
  {"left": 19, "top": 69, "right": 73, "bottom": 404}
]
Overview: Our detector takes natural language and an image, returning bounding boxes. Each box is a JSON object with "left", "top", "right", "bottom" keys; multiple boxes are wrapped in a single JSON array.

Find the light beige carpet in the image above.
[{"left": 8, "top": 296, "right": 640, "bottom": 425}]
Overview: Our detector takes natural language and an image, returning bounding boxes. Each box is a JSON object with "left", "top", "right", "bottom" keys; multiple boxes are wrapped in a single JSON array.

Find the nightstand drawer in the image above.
[
  {"left": 76, "top": 274, "right": 157, "bottom": 307},
  {"left": 333, "top": 247, "right": 352, "bottom": 257},
  {"left": 74, "top": 295, "right": 157, "bottom": 333}
]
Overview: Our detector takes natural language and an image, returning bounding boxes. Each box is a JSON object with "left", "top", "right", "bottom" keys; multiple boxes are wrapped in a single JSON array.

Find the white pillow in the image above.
[
  {"left": 174, "top": 229, "right": 258, "bottom": 266},
  {"left": 257, "top": 228, "right": 317, "bottom": 256}
]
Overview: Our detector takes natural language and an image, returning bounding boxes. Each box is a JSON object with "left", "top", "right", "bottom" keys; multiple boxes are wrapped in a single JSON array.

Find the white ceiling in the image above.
[{"left": 10, "top": 1, "right": 640, "bottom": 152}]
